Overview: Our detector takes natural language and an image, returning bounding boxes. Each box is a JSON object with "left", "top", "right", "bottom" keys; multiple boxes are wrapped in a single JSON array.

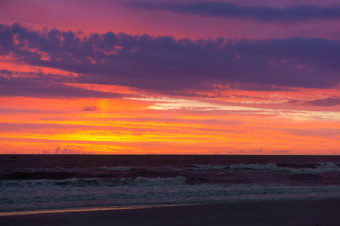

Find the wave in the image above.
[
  {"left": 1, "top": 162, "right": 339, "bottom": 182},
  {"left": 1, "top": 178, "right": 340, "bottom": 212},
  {"left": 0, "top": 176, "right": 188, "bottom": 188},
  {"left": 189, "top": 164, "right": 227, "bottom": 171},
  {"left": 228, "top": 162, "right": 340, "bottom": 173}
]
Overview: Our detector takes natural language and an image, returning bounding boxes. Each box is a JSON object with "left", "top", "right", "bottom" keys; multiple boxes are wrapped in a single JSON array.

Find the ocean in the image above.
[{"left": 1, "top": 155, "right": 340, "bottom": 213}]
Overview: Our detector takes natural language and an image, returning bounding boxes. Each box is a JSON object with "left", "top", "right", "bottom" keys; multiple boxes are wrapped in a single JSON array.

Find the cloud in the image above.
[
  {"left": 250, "top": 148, "right": 263, "bottom": 153},
  {"left": 305, "top": 97, "right": 340, "bottom": 106},
  {"left": 282, "top": 128, "right": 340, "bottom": 137},
  {"left": 1, "top": 23, "right": 340, "bottom": 96},
  {"left": 83, "top": 105, "right": 97, "bottom": 111},
  {"left": 43, "top": 147, "right": 95, "bottom": 154},
  {"left": 130, "top": 2, "right": 340, "bottom": 22},
  {"left": 128, "top": 96, "right": 269, "bottom": 112},
  {"left": 0, "top": 71, "right": 120, "bottom": 98}
]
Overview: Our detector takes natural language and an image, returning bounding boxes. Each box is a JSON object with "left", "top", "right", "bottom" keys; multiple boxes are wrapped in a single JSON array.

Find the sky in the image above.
[{"left": 0, "top": 0, "right": 340, "bottom": 155}]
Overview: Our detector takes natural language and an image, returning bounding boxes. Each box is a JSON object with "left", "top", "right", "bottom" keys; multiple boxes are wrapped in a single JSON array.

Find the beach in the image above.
[{"left": 1, "top": 198, "right": 340, "bottom": 226}]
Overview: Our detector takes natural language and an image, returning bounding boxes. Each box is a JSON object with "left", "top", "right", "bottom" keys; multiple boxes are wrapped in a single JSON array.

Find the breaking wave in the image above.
[{"left": 228, "top": 162, "right": 340, "bottom": 173}]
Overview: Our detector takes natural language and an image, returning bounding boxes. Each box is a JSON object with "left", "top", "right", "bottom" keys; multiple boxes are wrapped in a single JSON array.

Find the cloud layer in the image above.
[
  {"left": 1, "top": 23, "right": 340, "bottom": 98},
  {"left": 130, "top": 2, "right": 340, "bottom": 22}
]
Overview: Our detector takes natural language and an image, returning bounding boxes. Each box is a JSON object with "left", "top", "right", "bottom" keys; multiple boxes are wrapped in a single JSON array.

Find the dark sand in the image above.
[{"left": 1, "top": 199, "right": 340, "bottom": 226}]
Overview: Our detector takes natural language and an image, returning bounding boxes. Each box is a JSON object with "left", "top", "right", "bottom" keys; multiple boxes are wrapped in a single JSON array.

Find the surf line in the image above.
[{"left": 0, "top": 204, "right": 196, "bottom": 217}]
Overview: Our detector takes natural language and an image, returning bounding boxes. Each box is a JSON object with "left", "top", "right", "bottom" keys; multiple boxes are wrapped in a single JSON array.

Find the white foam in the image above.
[{"left": 315, "top": 162, "right": 339, "bottom": 172}]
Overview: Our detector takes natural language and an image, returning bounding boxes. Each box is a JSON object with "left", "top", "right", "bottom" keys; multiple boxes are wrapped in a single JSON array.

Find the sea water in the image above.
[{"left": 1, "top": 155, "right": 340, "bottom": 212}]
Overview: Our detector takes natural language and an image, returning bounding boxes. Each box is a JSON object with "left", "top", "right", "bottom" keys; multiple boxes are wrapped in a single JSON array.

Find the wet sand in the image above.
[{"left": 1, "top": 198, "right": 339, "bottom": 226}]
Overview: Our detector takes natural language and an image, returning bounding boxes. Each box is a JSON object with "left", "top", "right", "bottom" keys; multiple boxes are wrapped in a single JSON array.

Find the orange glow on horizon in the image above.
[{"left": 1, "top": 91, "right": 340, "bottom": 155}]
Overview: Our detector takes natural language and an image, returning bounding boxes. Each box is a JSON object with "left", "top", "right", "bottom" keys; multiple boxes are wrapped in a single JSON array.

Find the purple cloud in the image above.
[
  {"left": 1, "top": 23, "right": 340, "bottom": 96},
  {"left": 130, "top": 2, "right": 340, "bottom": 22},
  {"left": 0, "top": 70, "right": 120, "bottom": 98},
  {"left": 305, "top": 97, "right": 340, "bottom": 106},
  {"left": 46, "top": 147, "right": 95, "bottom": 155},
  {"left": 83, "top": 106, "right": 97, "bottom": 111}
]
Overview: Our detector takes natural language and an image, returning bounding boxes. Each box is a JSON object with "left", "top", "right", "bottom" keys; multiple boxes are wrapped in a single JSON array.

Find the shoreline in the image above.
[
  {"left": 1, "top": 198, "right": 340, "bottom": 226},
  {"left": 0, "top": 204, "right": 195, "bottom": 217}
]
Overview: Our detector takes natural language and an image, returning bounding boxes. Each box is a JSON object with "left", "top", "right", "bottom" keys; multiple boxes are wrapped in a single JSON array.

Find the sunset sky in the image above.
[{"left": 1, "top": 0, "right": 340, "bottom": 154}]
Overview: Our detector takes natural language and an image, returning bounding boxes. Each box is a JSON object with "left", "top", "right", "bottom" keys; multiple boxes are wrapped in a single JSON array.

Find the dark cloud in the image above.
[
  {"left": 226, "top": 148, "right": 263, "bottom": 154},
  {"left": 0, "top": 70, "right": 120, "bottom": 98},
  {"left": 130, "top": 2, "right": 340, "bottom": 22},
  {"left": 305, "top": 97, "right": 340, "bottom": 106},
  {"left": 83, "top": 106, "right": 97, "bottom": 111},
  {"left": 1, "top": 23, "right": 340, "bottom": 96},
  {"left": 43, "top": 147, "right": 95, "bottom": 154}
]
